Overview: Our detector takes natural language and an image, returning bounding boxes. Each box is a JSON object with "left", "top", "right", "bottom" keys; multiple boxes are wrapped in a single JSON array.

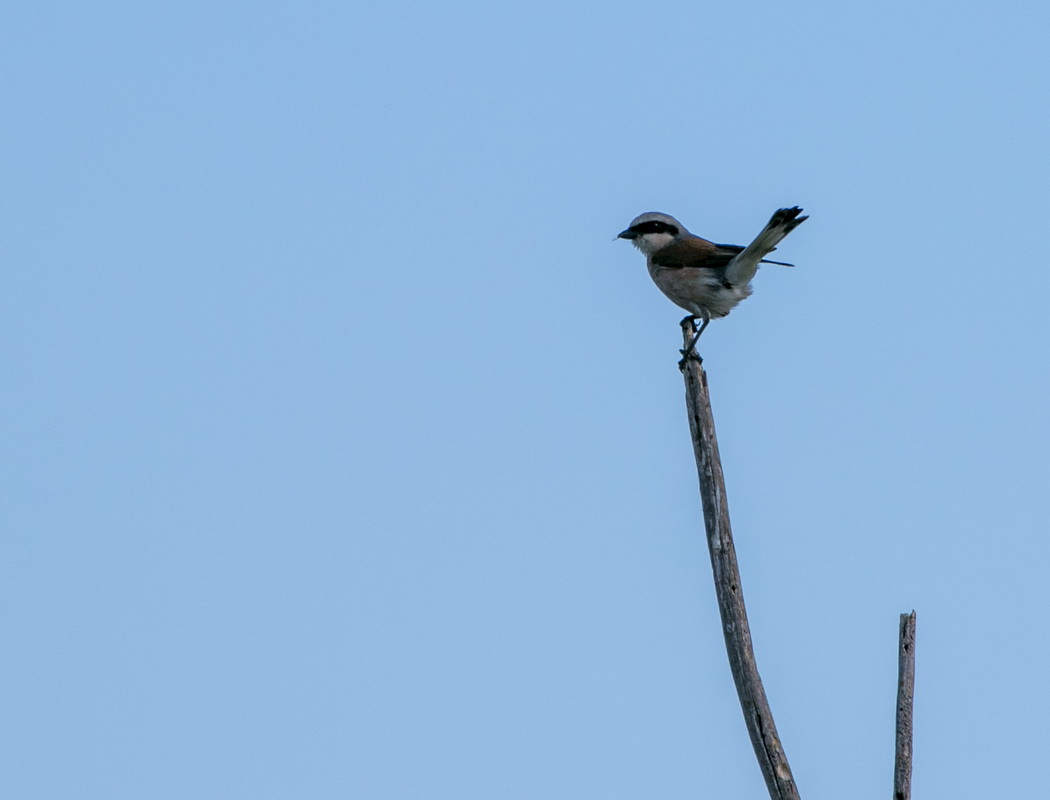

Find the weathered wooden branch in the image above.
[
  {"left": 678, "top": 318, "right": 801, "bottom": 800},
  {"left": 894, "top": 611, "right": 917, "bottom": 800}
]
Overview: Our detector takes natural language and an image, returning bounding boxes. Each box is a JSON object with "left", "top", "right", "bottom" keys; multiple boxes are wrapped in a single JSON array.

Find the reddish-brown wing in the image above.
[{"left": 650, "top": 238, "right": 741, "bottom": 269}]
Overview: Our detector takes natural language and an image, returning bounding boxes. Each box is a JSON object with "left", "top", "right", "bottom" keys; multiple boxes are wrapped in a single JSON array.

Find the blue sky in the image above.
[{"left": 3, "top": 1, "right": 1049, "bottom": 797}]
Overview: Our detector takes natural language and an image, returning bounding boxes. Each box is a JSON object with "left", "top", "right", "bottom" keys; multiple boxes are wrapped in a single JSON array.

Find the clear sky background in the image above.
[{"left": 3, "top": 1, "right": 1048, "bottom": 798}]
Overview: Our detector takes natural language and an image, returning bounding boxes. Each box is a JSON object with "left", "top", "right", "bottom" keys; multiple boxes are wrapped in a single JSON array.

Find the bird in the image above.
[{"left": 617, "top": 206, "right": 807, "bottom": 361}]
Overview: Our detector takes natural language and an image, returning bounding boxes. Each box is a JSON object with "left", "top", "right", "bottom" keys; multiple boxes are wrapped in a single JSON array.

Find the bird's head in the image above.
[{"left": 616, "top": 212, "right": 686, "bottom": 256}]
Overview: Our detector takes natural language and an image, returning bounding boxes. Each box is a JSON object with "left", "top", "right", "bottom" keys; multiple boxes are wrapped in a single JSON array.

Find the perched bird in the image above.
[{"left": 618, "top": 207, "right": 807, "bottom": 359}]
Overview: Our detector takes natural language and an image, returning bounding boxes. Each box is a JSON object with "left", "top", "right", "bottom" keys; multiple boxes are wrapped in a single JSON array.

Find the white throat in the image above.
[{"left": 631, "top": 232, "right": 677, "bottom": 257}]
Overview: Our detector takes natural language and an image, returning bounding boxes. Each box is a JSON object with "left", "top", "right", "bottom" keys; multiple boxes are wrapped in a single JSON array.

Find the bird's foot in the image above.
[{"left": 678, "top": 348, "right": 703, "bottom": 370}]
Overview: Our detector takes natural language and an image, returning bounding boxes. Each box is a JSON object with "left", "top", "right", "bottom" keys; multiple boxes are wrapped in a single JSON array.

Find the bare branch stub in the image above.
[
  {"left": 894, "top": 611, "right": 917, "bottom": 800},
  {"left": 679, "top": 318, "right": 801, "bottom": 800}
]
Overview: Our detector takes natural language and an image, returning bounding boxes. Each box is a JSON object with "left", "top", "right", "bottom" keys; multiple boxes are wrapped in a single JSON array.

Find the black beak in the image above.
[{"left": 616, "top": 228, "right": 637, "bottom": 240}]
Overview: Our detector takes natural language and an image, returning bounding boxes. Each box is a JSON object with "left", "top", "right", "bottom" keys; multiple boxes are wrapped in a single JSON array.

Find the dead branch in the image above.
[
  {"left": 678, "top": 318, "right": 801, "bottom": 800},
  {"left": 894, "top": 611, "right": 917, "bottom": 800}
]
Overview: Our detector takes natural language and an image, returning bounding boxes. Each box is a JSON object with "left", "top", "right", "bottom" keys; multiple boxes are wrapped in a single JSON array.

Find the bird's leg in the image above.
[
  {"left": 678, "top": 312, "right": 709, "bottom": 366},
  {"left": 678, "top": 315, "right": 700, "bottom": 365}
]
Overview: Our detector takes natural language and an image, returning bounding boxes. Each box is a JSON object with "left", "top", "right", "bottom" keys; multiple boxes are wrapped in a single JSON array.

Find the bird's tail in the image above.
[{"left": 724, "top": 206, "right": 807, "bottom": 286}]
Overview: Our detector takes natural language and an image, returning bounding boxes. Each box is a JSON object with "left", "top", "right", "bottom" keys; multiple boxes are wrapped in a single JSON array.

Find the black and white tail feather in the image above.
[{"left": 724, "top": 207, "right": 808, "bottom": 286}]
